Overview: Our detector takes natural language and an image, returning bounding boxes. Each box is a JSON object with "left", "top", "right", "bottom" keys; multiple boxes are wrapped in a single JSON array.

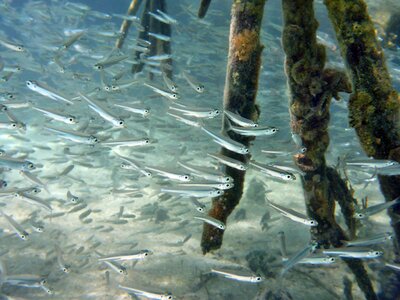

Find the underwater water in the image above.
[{"left": 0, "top": 0, "right": 399, "bottom": 299}]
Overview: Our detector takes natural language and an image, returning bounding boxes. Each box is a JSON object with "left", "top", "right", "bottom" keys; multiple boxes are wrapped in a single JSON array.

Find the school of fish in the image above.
[{"left": 0, "top": 1, "right": 399, "bottom": 299}]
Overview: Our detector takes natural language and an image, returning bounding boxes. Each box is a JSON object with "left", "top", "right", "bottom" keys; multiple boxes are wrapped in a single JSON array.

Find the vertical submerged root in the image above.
[
  {"left": 198, "top": 0, "right": 212, "bottom": 19},
  {"left": 132, "top": 0, "right": 172, "bottom": 78},
  {"left": 282, "top": 0, "right": 376, "bottom": 299},
  {"left": 201, "top": 0, "right": 266, "bottom": 254},
  {"left": 115, "top": 0, "right": 143, "bottom": 49},
  {"left": 324, "top": 1, "right": 400, "bottom": 298}
]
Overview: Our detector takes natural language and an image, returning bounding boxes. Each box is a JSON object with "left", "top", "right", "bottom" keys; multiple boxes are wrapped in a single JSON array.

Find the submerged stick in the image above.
[
  {"left": 201, "top": 0, "right": 265, "bottom": 254},
  {"left": 281, "top": 0, "right": 376, "bottom": 299},
  {"left": 198, "top": 0, "right": 212, "bottom": 19},
  {"left": 115, "top": 0, "right": 143, "bottom": 49},
  {"left": 132, "top": 0, "right": 172, "bottom": 79},
  {"left": 324, "top": 1, "right": 400, "bottom": 298}
]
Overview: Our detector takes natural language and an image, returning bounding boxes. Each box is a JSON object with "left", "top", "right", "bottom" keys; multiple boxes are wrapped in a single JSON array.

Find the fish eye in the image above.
[
  {"left": 112, "top": 85, "right": 118, "bottom": 90},
  {"left": 118, "top": 120, "right": 124, "bottom": 126},
  {"left": 21, "top": 234, "right": 27, "bottom": 240},
  {"left": 300, "top": 147, "right": 307, "bottom": 153},
  {"left": 374, "top": 251, "right": 381, "bottom": 256},
  {"left": 255, "top": 277, "right": 262, "bottom": 281},
  {"left": 254, "top": 124, "right": 259, "bottom": 128},
  {"left": 356, "top": 213, "right": 364, "bottom": 218},
  {"left": 40, "top": 279, "right": 47, "bottom": 285},
  {"left": 2, "top": 181, "right": 7, "bottom": 187},
  {"left": 197, "top": 207, "right": 204, "bottom": 213},
  {"left": 11, "top": 123, "right": 17, "bottom": 128},
  {"left": 309, "top": 220, "right": 316, "bottom": 225},
  {"left": 243, "top": 149, "right": 249, "bottom": 154},
  {"left": 95, "top": 65, "right": 103, "bottom": 70},
  {"left": 218, "top": 224, "right": 224, "bottom": 229},
  {"left": 33, "top": 187, "right": 40, "bottom": 193},
  {"left": 7, "top": 93, "right": 14, "bottom": 99},
  {"left": 26, "top": 80, "right": 32, "bottom": 86},
  {"left": 272, "top": 128, "right": 277, "bottom": 133},
  {"left": 183, "top": 175, "right": 189, "bottom": 180},
  {"left": 172, "top": 94, "right": 178, "bottom": 99},
  {"left": 145, "top": 139, "right": 149, "bottom": 144},
  {"left": 68, "top": 118, "right": 75, "bottom": 123},
  {"left": 329, "top": 257, "right": 335, "bottom": 262},
  {"left": 18, "top": 46, "right": 23, "bottom": 51},
  {"left": 27, "top": 163, "right": 35, "bottom": 169}
]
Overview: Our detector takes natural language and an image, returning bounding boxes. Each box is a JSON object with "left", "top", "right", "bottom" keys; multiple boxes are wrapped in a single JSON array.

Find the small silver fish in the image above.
[
  {"left": 210, "top": 269, "right": 262, "bottom": 283},
  {"left": 178, "top": 161, "right": 233, "bottom": 183},
  {"left": 55, "top": 245, "right": 71, "bottom": 273},
  {"left": 144, "top": 82, "right": 179, "bottom": 100},
  {"left": 0, "top": 37, "right": 25, "bottom": 52},
  {"left": 201, "top": 127, "right": 249, "bottom": 155},
  {"left": 342, "top": 232, "right": 393, "bottom": 247},
  {"left": 26, "top": 80, "right": 73, "bottom": 105},
  {"left": 194, "top": 215, "right": 225, "bottom": 230},
  {"left": 354, "top": 197, "right": 400, "bottom": 219},
  {"left": 228, "top": 123, "right": 278, "bottom": 137},
  {"left": 207, "top": 152, "right": 247, "bottom": 171},
  {"left": 267, "top": 201, "right": 317, "bottom": 226},
  {"left": 224, "top": 110, "right": 258, "bottom": 127},
  {"left": 169, "top": 105, "right": 219, "bottom": 118},
  {"left": 345, "top": 158, "right": 398, "bottom": 169},
  {"left": 94, "top": 55, "right": 129, "bottom": 70},
  {"left": 0, "top": 210, "right": 29, "bottom": 240},
  {"left": 101, "top": 139, "right": 151, "bottom": 147},
  {"left": 32, "top": 106, "right": 77, "bottom": 124},
  {"left": 45, "top": 126, "right": 99, "bottom": 144},
  {"left": 148, "top": 32, "right": 171, "bottom": 42},
  {"left": 161, "top": 186, "right": 223, "bottom": 198},
  {"left": 282, "top": 242, "right": 318, "bottom": 274},
  {"left": 322, "top": 247, "right": 383, "bottom": 258},
  {"left": 114, "top": 104, "right": 150, "bottom": 118},
  {"left": 163, "top": 73, "right": 178, "bottom": 92},
  {"left": 79, "top": 93, "right": 125, "bottom": 128},
  {"left": 145, "top": 166, "right": 191, "bottom": 182},
  {"left": 98, "top": 250, "right": 152, "bottom": 262},
  {"left": 118, "top": 285, "right": 173, "bottom": 300},
  {"left": 182, "top": 71, "right": 204, "bottom": 93},
  {"left": 298, "top": 255, "right": 336, "bottom": 265},
  {"left": 250, "top": 161, "right": 296, "bottom": 181},
  {"left": 0, "top": 156, "right": 35, "bottom": 171},
  {"left": 167, "top": 111, "right": 202, "bottom": 128}
]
